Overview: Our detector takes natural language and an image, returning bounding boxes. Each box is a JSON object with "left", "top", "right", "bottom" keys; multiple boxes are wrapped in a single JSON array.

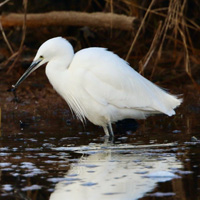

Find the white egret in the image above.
[{"left": 11, "top": 37, "right": 182, "bottom": 137}]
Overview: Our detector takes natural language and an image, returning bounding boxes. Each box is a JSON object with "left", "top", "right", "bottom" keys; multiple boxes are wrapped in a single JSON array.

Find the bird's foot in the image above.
[{"left": 103, "top": 134, "right": 115, "bottom": 144}]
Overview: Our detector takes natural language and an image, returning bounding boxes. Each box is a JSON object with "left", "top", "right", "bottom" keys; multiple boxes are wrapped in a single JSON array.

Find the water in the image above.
[{"left": 1, "top": 87, "right": 200, "bottom": 200}]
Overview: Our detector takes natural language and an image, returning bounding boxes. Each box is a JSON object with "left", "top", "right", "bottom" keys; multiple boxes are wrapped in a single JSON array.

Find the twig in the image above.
[
  {"left": 179, "top": 25, "right": 200, "bottom": 90},
  {"left": 110, "top": 0, "right": 113, "bottom": 37},
  {"left": 0, "top": 0, "right": 13, "bottom": 54},
  {"left": 156, "top": 0, "right": 174, "bottom": 62},
  {"left": 0, "top": 20, "right": 14, "bottom": 54},
  {"left": 0, "top": 0, "right": 10, "bottom": 7},
  {"left": 139, "top": 21, "right": 162, "bottom": 74},
  {"left": 2, "top": 51, "right": 19, "bottom": 66},
  {"left": 0, "top": 107, "right": 1, "bottom": 131},
  {"left": 125, "top": 0, "right": 155, "bottom": 61},
  {"left": 7, "top": 0, "right": 28, "bottom": 74},
  {"left": 151, "top": 0, "right": 180, "bottom": 79},
  {"left": 19, "top": 0, "right": 27, "bottom": 50},
  {"left": 179, "top": 0, "right": 199, "bottom": 90},
  {"left": 178, "top": 26, "right": 189, "bottom": 73}
]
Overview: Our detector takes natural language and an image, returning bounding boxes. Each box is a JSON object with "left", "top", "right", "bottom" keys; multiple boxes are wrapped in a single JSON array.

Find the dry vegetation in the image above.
[{"left": 0, "top": 0, "right": 200, "bottom": 88}]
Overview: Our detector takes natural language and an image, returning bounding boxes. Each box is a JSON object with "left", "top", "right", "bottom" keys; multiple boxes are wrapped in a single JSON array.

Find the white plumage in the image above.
[{"left": 13, "top": 37, "right": 182, "bottom": 137}]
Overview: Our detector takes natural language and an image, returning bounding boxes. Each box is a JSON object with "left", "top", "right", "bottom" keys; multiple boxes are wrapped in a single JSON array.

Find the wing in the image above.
[{"left": 70, "top": 48, "right": 181, "bottom": 116}]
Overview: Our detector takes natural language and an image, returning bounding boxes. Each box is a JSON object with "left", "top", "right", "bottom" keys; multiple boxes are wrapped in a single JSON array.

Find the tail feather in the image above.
[{"left": 154, "top": 93, "right": 183, "bottom": 116}]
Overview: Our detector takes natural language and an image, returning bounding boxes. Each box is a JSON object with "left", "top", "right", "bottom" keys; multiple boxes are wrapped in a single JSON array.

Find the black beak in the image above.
[{"left": 11, "top": 59, "right": 42, "bottom": 92}]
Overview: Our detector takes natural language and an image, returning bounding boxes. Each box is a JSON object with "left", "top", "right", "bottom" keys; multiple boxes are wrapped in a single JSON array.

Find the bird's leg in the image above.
[
  {"left": 103, "top": 124, "right": 115, "bottom": 143},
  {"left": 103, "top": 126, "right": 110, "bottom": 137},
  {"left": 108, "top": 123, "right": 114, "bottom": 137},
  {"left": 103, "top": 123, "right": 114, "bottom": 137}
]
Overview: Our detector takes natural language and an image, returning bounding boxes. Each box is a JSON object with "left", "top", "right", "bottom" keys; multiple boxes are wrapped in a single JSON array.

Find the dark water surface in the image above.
[{"left": 0, "top": 88, "right": 200, "bottom": 200}]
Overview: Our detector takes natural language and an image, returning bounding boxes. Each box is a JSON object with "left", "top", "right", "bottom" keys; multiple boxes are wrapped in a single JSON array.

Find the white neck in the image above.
[{"left": 45, "top": 49, "right": 74, "bottom": 96}]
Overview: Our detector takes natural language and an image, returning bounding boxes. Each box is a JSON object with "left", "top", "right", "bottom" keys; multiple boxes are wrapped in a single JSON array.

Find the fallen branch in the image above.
[{"left": 0, "top": 11, "right": 136, "bottom": 31}]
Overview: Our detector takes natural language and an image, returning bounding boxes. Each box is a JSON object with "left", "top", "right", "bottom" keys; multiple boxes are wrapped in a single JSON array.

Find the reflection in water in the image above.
[{"left": 50, "top": 145, "right": 182, "bottom": 200}]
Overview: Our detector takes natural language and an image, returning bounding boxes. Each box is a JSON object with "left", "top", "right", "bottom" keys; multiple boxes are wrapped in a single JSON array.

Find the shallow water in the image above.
[{"left": 1, "top": 89, "right": 200, "bottom": 200}]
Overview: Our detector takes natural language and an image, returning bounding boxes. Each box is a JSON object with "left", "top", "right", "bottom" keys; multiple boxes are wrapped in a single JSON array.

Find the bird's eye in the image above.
[{"left": 39, "top": 55, "right": 44, "bottom": 59}]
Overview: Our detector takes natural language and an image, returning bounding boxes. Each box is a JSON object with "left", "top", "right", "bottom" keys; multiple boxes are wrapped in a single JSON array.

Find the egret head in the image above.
[{"left": 12, "top": 37, "right": 73, "bottom": 90}]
